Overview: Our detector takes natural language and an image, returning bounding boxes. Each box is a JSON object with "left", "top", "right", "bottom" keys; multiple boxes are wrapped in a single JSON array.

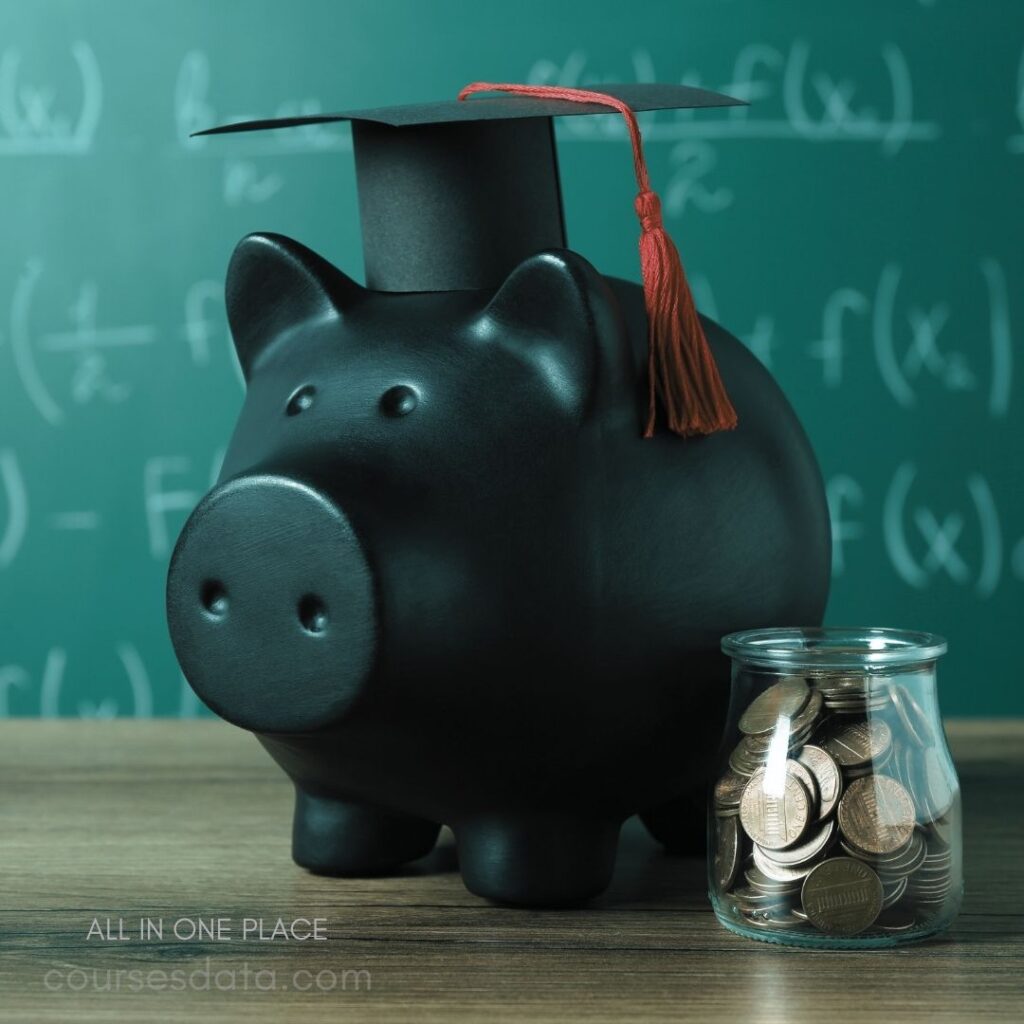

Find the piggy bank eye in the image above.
[
  {"left": 286, "top": 384, "right": 316, "bottom": 416},
  {"left": 380, "top": 384, "right": 418, "bottom": 418}
]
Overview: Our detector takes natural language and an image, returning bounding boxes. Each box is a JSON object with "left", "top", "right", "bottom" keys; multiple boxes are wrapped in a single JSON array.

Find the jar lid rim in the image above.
[{"left": 721, "top": 627, "right": 948, "bottom": 668}]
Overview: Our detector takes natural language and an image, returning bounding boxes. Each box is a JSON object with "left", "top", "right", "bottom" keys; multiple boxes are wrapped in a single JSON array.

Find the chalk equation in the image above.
[
  {"left": 0, "top": 449, "right": 28, "bottom": 568},
  {"left": 2, "top": 455, "right": 1021, "bottom": 718},
  {"left": 0, "top": 446, "right": 223, "bottom": 568},
  {"left": 174, "top": 49, "right": 348, "bottom": 205},
  {"left": 828, "top": 464, "right": 1022, "bottom": 598},
  {"left": 807, "top": 260, "right": 1013, "bottom": 417},
  {"left": 0, "top": 644, "right": 202, "bottom": 717},
  {"left": 688, "top": 260, "right": 1015, "bottom": 417},
  {"left": 9, "top": 260, "right": 153, "bottom": 425},
  {"left": 0, "top": 40, "right": 101, "bottom": 155},
  {"left": 1, "top": 16, "right": 1021, "bottom": 719},
  {"left": 6, "top": 262, "right": 238, "bottom": 426},
  {"left": 684, "top": 256, "right": 1011, "bottom": 419},
  {"left": 531, "top": 40, "right": 940, "bottom": 154},
  {"left": 144, "top": 452, "right": 225, "bottom": 560}
]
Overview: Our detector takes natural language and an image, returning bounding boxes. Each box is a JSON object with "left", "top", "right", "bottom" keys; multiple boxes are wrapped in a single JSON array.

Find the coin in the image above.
[
  {"left": 798, "top": 745, "right": 843, "bottom": 820},
  {"left": 876, "top": 907, "right": 916, "bottom": 932},
  {"left": 714, "top": 768, "right": 748, "bottom": 810},
  {"left": 743, "top": 910, "right": 807, "bottom": 930},
  {"left": 746, "top": 861, "right": 805, "bottom": 891},
  {"left": 739, "top": 766, "right": 812, "bottom": 851},
  {"left": 801, "top": 857, "right": 884, "bottom": 935},
  {"left": 815, "top": 675, "right": 868, "bottom": 695},
  {"left": 845, "top": 742, "right": 892, "bottom": 778},
  {"left": 714, "top": 665, "right": 958, "bottom": 942},
  {"left": 758, "top": 819, "right": 836, "bottom": 868},
  {"left": 871, "top": 830, "right": 927, "bottom": 878},
  {"left": 729, "top": 736, "right": 769, "bottom": 776},
  {"left": 823, "top": 719, "right": 892, "bottom": 768},
  {"left": 881, "top": 876, "right": 908, "bottom": 908},
  {"left": 928, "top": 815, "right": 954, "bottom": 849},
  {"left": 788, "top": 687, "right": 824, "bottom": 735},
  {"left": 745, "top": 865, "right": 799, "bottom": 892},
  {"left": 908, "top": 840, "right": 955, "bottom": 905},
  {"left": 713, "top": 814, "right": 741, "bottom": 891},
  {"left": 787, "top": 758, "right": 820, "bottom": 811},
  {"left": 731, "top": 886, "right": 792, "bottom": 913},
  {"left": 837, "top": 775, "right": 916, "bottom": 855},
  {"left": 753, "top": 845, "right": 815, "bottom": 883},
  {"left": 828, "top": 697, "right": 891, "bottom": 715},
  {"left": 739, "top": 677, "right": 810, "bottom": 736}
]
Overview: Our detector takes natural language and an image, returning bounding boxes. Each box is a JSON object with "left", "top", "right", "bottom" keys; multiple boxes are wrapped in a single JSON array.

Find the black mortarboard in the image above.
[
  {"left": 197, "top": 81, "right": 744, "bottom": 437},
  {"left": 195, "top": 83, "right": 741, "bottom": 294}
]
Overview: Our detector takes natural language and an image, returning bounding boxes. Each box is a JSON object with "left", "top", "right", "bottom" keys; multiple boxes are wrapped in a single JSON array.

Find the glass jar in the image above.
[{"left": 709, "top": 627, "right": 961, "bottom": 948}]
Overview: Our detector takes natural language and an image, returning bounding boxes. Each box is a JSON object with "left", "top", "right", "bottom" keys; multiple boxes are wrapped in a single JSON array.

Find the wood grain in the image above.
[{"left": 0, "top": 720, "right": 1021, "bottom": 1022}]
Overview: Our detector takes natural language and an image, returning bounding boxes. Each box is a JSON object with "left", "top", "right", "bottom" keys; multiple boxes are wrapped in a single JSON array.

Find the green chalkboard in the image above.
[{"left": 1, "top": 0, "right": 1021, "bottom": 717}]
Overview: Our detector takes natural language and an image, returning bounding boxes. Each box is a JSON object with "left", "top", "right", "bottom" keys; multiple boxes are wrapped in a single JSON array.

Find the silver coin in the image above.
[
  {"left": 927, "top": 816, "right": 955, "bottom": 849},
  {"left": 880, "top": 876, "right": 908, "bottom": 908},
  {"left": 787, "top": 758, "right": 821, "bottom": 812},
  {"left": 745, "top": 866, "right": 800, "bottom": 893},
  {"left": 758, "top": 819, "right": 836, "bottom": 868},
  {"left": 752, "top": 845, "right": 815, "bottom": 884},
  {"left": 876, "top": 907, "right": 917, "bottom": 932},
  {"left": 713, "top": 814, "right": 741, "bottom": 891},
  {"left": 714, "top": 768, "right": 748, "bottom": 809}
]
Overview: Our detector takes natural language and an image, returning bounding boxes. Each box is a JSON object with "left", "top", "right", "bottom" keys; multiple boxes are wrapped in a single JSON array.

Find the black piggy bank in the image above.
[{"left": 167, "top": 231, "right": 830, "bottom": 906}]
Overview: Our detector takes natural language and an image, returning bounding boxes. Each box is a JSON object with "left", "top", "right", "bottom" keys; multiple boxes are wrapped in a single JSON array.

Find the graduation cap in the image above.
[{"left": 196, "top": 81, "right": 742, "bottom": 437}]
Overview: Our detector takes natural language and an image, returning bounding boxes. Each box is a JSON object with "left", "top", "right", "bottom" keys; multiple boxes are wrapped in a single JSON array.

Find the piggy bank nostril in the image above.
[
  {"left": 298, "top": 594, "right": 328, "bottom": 635},
  {"left": 200, "top": 580, "right": 229, "bottom": 620},
  {"left": 286, "top": 384, "right": 317, "bottom": 416},
  {"left": 380, "top": 384, "right": 418, "bottom": 417}
]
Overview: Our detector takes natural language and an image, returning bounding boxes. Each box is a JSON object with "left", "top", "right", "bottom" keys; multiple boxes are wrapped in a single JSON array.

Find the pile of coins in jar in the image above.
[{"left": 712, "top": 674, "right": 958, "bottom": 937}]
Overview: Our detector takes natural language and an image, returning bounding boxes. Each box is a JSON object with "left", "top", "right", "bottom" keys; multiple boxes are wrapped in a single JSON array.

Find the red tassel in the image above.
[{"left": 459, "top": 81, "right": 738, "bottom": 438}]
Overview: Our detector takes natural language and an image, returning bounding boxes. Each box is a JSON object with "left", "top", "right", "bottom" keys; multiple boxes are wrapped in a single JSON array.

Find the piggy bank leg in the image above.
[
  {"left": 455, "top": 816, "right": 620, "bottom": 906},
  {"left": 640, "top": 785, "right": 707, "bottom": 856},
  {"left": 292, "top": 788, "right": 440, "bottom": 875}
]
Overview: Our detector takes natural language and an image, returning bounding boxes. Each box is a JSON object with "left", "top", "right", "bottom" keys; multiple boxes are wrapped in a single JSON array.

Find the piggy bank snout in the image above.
[{"left": 166, "top": 474, "right": 377, "bottom": 733}]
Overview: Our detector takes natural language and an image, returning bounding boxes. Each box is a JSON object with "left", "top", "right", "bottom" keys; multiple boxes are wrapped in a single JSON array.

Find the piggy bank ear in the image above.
[
  {"left": 226, "top": 232, "right": 363, "bottom": 380},
  {"left": 479, "top": 250, "right": 622, "bottom": 417}
]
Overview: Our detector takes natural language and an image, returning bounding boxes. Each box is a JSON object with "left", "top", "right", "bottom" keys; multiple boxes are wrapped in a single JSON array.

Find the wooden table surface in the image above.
[{"left": 0, "top": 720, "right": 1021, "bottom": 1023}]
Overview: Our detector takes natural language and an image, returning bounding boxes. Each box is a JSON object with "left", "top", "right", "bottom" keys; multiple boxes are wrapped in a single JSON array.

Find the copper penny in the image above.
[
  {"left": 739, "top": 677, "right": 810, "bottom": 736},
  {"left": 823, "top": 718, "right": 892, "bottom": 768},
  {"left": 739, "top": 765, "right": 812, "bottom": 851},
  {"left": 798, "top": 744, "right": 843, "bottom": 820},
  {"left": 838, "top": 774, "right": 916, "bottom": 855},
  {"left": 801, "top": 857, "right": 883, "bottom": 935}
]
